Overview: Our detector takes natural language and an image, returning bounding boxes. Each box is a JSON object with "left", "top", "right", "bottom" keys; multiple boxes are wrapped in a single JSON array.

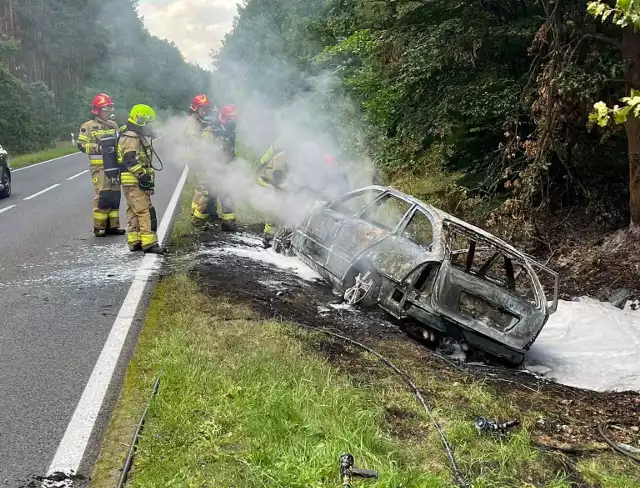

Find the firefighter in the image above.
[
  {"left": 185, "top": 94, "right": 218, "bottom": 225},
  {"left": 210, "top": 103, "right": 238, "bottom": 231},
  {"left": 257, "top": 140, "right": 291, "bottom": 248},
  {"left": 118, "top": 104, "right": 165, "bottom": 254},
  {"left": 77, "top": 93, "right": 125, "bottom": 237}
]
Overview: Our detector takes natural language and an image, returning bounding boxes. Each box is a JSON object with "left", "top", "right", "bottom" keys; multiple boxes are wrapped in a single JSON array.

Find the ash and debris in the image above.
[{"left": 19, "top": 471, "right": 85, "bottom": 488}]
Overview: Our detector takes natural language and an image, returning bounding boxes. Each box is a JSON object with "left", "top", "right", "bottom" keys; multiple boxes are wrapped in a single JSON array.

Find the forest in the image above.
[
  {"left": 212, "top": 0, "right": 640, "bottom": 246},
  {"left": 0, "top": 0, "right": 208, "bottom": 154}
]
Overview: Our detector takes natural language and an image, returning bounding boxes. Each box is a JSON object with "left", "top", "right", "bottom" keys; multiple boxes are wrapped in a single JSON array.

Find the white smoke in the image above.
[{"left": 145, "top": 6, "right": 378, "bottom": 230}]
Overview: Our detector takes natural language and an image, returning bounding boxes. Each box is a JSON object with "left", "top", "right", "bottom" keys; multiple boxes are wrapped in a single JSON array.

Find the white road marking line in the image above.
[
  {"left": 12, "top": 152, "right": 79, "bottom": 172},
  {"left": 66, "top": 169, "right": 89, "bottom": 180},
  {"left": 46, "top": 164, "right": 189, "bottom": 479},
  {"left": 23, "top": 183, "right": 60, "bottom": 201},
  {"left": 0, "top": 204, "right": 16, "bottom": 215}
]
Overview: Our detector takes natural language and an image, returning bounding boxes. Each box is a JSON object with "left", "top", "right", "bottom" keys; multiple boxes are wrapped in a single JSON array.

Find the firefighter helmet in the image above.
[
  {"left": 92, "top": 93, "right": 114, "bottom": 115},
  {"left": 189, "top": 94, "right": 212, "bottom": 112},
  {"left": 218, "top": 104, "right": 237, "bottom": 124},
  {"left": 323, "top": 154, "right": 337, "bottom": 166},
  {"left": 128, "top": 104, "right": 157, "bottom": 127}
]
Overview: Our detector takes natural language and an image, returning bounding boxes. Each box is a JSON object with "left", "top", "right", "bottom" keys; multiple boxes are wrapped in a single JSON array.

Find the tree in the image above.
[{"left": 589, "top": 0, "right": 640, "bottom": 231}]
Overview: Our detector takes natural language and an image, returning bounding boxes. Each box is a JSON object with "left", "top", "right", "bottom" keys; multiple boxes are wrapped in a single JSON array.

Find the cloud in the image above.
[{"left": 137, "top": 0, "right": 237, "bottom": 68}]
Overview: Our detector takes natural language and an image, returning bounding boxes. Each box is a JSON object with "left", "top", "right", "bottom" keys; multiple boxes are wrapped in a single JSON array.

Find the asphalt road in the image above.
[{"left": 0, "top": 142, "right": 182, "bottom": 486}]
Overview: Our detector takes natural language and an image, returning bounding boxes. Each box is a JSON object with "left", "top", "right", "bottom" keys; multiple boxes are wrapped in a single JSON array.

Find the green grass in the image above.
[
  {"left": 90, "top": 270, "right": 640, "bottom": 488},
  {"left": 90, "top": 275, "right": 453, "bottom": 488},
  {"left": 90, "top": 179, "right": 640, "bottom": 488},
  {"left": 9, "top": 141, "right": 78, "bottom": 169}
]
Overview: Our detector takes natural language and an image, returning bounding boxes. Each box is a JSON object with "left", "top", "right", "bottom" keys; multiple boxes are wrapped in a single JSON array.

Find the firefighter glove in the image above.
[{"left": 138, "top": 172, "right": 153, "bottom": 190}]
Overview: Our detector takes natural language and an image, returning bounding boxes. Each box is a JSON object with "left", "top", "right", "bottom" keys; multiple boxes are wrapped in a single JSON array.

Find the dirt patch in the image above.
[
  {"left": 524, "top": 211, "right": 640, "bottom": 302},
  {"left": 170, "top": 225, "right": 640, "bottom": 451}
]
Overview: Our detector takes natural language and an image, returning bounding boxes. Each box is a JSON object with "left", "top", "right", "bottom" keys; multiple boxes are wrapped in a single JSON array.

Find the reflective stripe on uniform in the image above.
[
  {"left": 222, "top": 213, "right": 236, "bottom": 221},
  {"left": 120, "top": 172, "right": 138, "bottom": 185},
  {"left": 128, "top": 162, "right": 143, "bottom": 173},
  {"left": 257, "top": 177, "right": 272, "bottom": 187},
  {"left": 93, "top": 210, "right": 108, "bottom": 221},
  {"left": 264, "top": 222, "right": 276, "bottom": 235},
  {"left": 127, "top": 232, "right": 141, "bottom": 245},
  {"left": 108, "top": 210, "right": 119, "bottom": 219},
  {"left": 193, "top": 208, "right": 208, "bottom": 220},
  {"left": 141, "top": 232, "right": 158, "bottom": 248}
]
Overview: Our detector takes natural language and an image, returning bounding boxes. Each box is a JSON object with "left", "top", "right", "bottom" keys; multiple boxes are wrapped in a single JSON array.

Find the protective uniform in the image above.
[
  {"left": 185, "top": 95, "right": 218, "bottom": 224},
  {"left": 77, "top": 93, "right": 125, "bottom": 236},
  {"left": 185, "top": 97, "right": 237, "bottom": 230},
  {"left": 210, "top": 104, "right": 238, "bottom": 231},
  {"left": 257, "top": 145, "right": 289, "bottom": 248},
  {"left": 118, "top": 104, "right": 164, "bottom": 254}
]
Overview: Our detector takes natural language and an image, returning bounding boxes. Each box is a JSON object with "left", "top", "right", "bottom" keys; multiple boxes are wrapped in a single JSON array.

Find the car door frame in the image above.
[
  {"left": 368, "top": 205, "right": 442, "bottom": 316},
  {"left": 292, "top": 188, "right": 388, "bottom": 278}
]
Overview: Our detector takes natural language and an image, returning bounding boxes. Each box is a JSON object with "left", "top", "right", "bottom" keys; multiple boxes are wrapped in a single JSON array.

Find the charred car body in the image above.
[{"left": 277, "top": 186, "right": 559, "bottom": 365}]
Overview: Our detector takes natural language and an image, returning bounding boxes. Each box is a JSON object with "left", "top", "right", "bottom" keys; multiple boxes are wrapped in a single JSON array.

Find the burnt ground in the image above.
[
  {"left": 522, "top": 211, "right": 640, "bottom": 302},
  {"left": 168, "top": 224, "right": 640, "bottom": 457}
]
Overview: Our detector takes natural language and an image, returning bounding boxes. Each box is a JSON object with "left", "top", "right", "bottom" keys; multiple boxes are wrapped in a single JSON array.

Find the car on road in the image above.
[
  {"left": 0, "top": 144, "right": 11, "bottom": 199},
  {"left": 276, "top": 185, "right": 559, "bottom": 365}
]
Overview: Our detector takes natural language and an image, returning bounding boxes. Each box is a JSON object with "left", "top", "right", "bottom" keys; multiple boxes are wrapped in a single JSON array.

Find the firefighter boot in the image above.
[
  {"left": 106, "top": 228, "right": 126, "bottom": 235},
  {"left": 221, "top": 219, "right": 237, "bottom": 232},
  {"left": 144, "top": 243, "right": 166, "bottom": 254},
  {"left": 94, "top": 229, "right": 106, "bottom": 237},
  {"left": 262, "top": 232, "right": 273, "bottom": 249}
]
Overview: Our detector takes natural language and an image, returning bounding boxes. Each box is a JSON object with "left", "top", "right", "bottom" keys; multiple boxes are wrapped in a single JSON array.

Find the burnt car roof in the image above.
[{"left": 356, "top": 185, "right": 534, "bottom": 263}]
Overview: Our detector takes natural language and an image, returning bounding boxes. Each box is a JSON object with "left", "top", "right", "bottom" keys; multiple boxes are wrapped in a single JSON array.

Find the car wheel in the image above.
[
  {"left": 343, "top": 261, "right": 381, "bottom": 307},
  {"left": 0, "top": 169, "right": 10, "bottom": 199},
  {"left": 272, "top": 227, "right": 294, "bottom": 255}
]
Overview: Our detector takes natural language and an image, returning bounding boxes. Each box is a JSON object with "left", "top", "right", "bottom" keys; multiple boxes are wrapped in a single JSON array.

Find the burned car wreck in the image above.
[{"left": 275, "top": 186, "right": 559, "bottom": 365}]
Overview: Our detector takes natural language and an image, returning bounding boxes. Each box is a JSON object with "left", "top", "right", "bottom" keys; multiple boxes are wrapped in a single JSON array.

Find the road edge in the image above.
[{"left": 44, "top": 163, "right": 189, "bottom": 483}]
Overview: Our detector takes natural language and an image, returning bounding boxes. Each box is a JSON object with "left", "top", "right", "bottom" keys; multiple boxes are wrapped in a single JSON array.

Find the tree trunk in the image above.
[{"left": 622, "top": 27, "right": 640, "bottom": 230}]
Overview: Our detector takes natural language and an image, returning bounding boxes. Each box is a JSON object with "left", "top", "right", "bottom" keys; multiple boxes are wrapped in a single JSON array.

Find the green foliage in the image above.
[
  {"left": 588, "top": 0, "right": 640, "bottom": 28},
  {"left": 212, "top": 0, "right": 630, "bottom": 224},
  {"left": 0, "top": 0, "right": 208, "bottom": 154}
]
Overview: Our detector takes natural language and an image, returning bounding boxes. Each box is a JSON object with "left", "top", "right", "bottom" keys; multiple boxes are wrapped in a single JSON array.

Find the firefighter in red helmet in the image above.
[
  {"left": 209, "top": 103, "right": 238, "bottom": 230},
  {"left": 185, "top": 94, "right": 218, "bottom": 225},
  {"left": 77, "top": 93, "right": 125, "bottom": 237}
]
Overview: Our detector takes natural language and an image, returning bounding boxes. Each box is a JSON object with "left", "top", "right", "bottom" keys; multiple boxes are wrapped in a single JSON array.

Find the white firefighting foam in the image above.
[
  {"left": 524, "top": 298, "right": 640, "bottom": 392},
  {"left": 201, "top": 233, "right": 322, "bottom": 282}
]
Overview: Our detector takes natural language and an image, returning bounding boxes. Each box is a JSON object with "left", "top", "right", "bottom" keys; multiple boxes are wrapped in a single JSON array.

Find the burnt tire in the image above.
[{"left": 343, "top": 261, "right": 381, "bottom": 308}]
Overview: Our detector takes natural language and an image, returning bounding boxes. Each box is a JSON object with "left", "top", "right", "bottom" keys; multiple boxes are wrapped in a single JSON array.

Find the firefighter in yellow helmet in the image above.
[
  {"left": 77, "top": 93, "right": 125, "bottom": 237},
  {"left": 118, "top": 104, "right": 165, "bottom": 254}
]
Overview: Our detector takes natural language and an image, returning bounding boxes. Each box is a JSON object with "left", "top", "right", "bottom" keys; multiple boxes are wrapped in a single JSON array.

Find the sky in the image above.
[{"left": 137, "top": 0, "right": 239, "bottom": 68}]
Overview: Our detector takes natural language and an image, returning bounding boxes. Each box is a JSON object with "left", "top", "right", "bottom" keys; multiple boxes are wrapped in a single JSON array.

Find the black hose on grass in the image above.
[
  {"left": 598, "top": 422, "right": 640, "bottom": 465},
  {"left": 117, "top": 373, "right": 162, "bottom": 488},
  {"left": 307, "top": 326, "right": 470, "bottom": 488}
]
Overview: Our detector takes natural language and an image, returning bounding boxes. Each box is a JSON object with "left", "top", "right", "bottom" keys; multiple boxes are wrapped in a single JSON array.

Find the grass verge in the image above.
[
  {"left": 91, "top": 269, "right": 640, "bottom": 488},
  {"left": 91, "top": 188, "right": 640, "bottom": 488},
  {"left": 9, "top": 141, "right": 78, "bottom": 170}
]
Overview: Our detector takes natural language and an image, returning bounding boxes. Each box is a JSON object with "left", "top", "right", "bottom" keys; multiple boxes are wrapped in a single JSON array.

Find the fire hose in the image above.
[
  {"left": 116, "top": 373, "right": 162, "bottom": 488},
  {"left": 305, "top": 326, "right": 470, "bottom": 488}
]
